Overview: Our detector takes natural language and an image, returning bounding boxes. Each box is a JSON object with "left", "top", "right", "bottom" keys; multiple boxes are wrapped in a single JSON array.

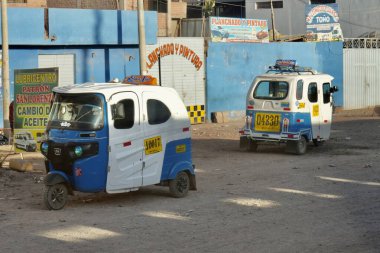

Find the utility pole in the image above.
[
  {"left": 1, "top": 0, "right": 10, "bottom": 138},
  {"left": 270, "top": 0, "right": 276, "bottom": 41},
  {"left": 137, "top": 0, "right": 147, "bottom": 74},
  {"left": 167, "top": 0, "right": 172, "bottom": 36},
  {"left": 119, "top": 0, "right": 127, "bottom": 10}
]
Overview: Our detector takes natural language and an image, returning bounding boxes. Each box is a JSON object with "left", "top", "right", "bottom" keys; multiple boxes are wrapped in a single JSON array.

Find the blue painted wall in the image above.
[
  {"left": 206, "top": 41, "right": 343, "bottom": 119},
  {"left": 1, "top": 8, "right": 157, "bottom": 45},
  {"left": 0, "top": 46, "right": 141, "bottom": 128},
  {"left": 32, "top": 47, "right": 140, "bottom": 83},
  {"left": 0, "top": 7, "right": 157, "bottom": 128}
]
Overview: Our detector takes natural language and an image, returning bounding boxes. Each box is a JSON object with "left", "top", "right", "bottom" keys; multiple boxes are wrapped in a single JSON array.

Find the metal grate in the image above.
[{"left": 344, "top": 38, "right": 380, "bottom": 49}]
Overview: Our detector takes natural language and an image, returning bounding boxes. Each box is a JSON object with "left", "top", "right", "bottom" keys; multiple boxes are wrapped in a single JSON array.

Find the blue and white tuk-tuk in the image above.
[
  {"left": 240, "top": 60, "right": 338, "bottom": 154},
  {"left": 41, "top": 76, "right": 196, "bottom": 210}
]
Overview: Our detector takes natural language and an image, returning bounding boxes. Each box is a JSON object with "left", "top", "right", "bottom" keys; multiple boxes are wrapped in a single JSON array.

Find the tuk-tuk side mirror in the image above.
[
  {"left": 111, "top": 103, "right": 125, "bottom": 120},
  {"left": 330, "top": 86, "right": 339, "bottom": 93}
]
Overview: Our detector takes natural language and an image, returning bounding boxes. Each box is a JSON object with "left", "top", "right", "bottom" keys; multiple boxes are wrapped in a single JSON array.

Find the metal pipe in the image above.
[
  {"left": 1, "top": 0, "right": 11, "bottom": 138},
  {"left": 137, "top": 0, "right": 147, "bottom": 74}
]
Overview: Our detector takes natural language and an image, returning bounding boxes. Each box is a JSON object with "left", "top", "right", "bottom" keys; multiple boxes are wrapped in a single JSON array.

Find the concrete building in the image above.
[{"left": 245, "top": 0, "right": 380, "bottom": 38}]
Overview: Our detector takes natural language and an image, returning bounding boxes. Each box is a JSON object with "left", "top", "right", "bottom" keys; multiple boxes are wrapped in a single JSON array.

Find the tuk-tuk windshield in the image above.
[
  {"left": 253, "top": 81, "right": 289, "bottom": 100},
  {"left": 47, "top": 93, "right": 104, "bottom": 131}
]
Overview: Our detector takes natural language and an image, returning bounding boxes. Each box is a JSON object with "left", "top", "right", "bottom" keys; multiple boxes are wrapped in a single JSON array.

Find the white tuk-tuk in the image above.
[
  {"left": 41, "top": 75, "right": 196, "bottom": 210},
  {"left": 240, "top": 60, "right": 338, "bottom": 154}
]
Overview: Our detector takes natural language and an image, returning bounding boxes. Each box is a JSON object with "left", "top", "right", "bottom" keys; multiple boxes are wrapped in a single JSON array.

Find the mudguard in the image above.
[
  {"left": 168, "top": 161, "right": 197, "bottom": 190},
  {"left": 44, "top": 172, "right": 68, "bottom": 185},
  {"left": 44, "top": 172, "right": 73, "bottom": 194}
]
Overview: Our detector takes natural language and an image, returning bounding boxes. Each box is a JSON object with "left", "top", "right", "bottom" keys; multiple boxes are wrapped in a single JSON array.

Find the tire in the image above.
[
  {"left": 247, "top": 139, "right": 258, "bottom": 152},
  {"left": 295, "top": 136, "right": 307, "bottom": 155},
  {"left": 169, "top": 171, "right": 190, "bottom": 198},
  {"left": 44, "top": 183, "right": 68, "bottom": 210}
]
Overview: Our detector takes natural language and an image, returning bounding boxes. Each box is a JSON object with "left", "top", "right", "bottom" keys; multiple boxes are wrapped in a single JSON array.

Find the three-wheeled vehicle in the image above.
[
  {"left": 41, "top": 75, "right": 196, "bottom": 210},
  {"left": 240, "top": 60, "right": 338, "bottom": 154}
]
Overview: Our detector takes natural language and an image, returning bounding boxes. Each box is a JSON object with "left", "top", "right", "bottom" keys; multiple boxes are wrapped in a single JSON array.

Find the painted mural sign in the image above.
[
  {"left": 145, "top": 37, "right": 205, "bottom": 110},
  {"left": 14, "top": 68, "right": 58, "bottom": 152},
  {"left": 305, "top": 4, "right": 343, "bottom": 42},
  {"left": 146, "top": 43, "right": 203, "bottom": 71},
  {"left": 210, "top": 17, "right": 269, "bottom": 43}
]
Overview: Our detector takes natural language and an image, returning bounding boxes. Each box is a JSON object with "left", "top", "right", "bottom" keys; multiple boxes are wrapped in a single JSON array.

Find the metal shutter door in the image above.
[{"left": 38, "top": 54, "right": 75, "bottom": 87}]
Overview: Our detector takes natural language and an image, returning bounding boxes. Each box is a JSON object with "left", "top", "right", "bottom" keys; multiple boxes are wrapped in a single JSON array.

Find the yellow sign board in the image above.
[
  {"left": 254, "top": 113, "right": 281, "bottom": 132},
  {"left": 176, "top": 144, "right": 186, "bottom": 153},
  {"left": 313, "top": 104, "right": 319, "bottom": 117},
  {"left": 144, "top": 136, "right": 162, "bottom": 155}
]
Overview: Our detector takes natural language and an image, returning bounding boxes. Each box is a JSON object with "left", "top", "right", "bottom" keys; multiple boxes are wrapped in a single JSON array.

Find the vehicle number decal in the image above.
[
  {"left": 313, "top": 104, "right": 319, "bottom": 117},
  {"left": 176, "top": 144, "right": 186, "bottom": 153},
  {"left": 144, "top": 136, "right": 162, "bottom": 155},
  {"left": 254, "top": 113, "right": 281, "bottom": 132}
]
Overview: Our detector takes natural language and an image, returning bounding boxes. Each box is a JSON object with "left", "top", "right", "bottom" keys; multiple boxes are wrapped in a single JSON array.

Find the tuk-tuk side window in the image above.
[
  {"left": 253, "top": 81, "right": 289, "bottom": 100},
  {"left": 322, "top": 83, "right": 331, "bottom": 104},
  {"left": 147, "top": 99, "right": 171, "bottom": 125},
  {"left": 296, "top": 80, "right": 303, "bottom": 100},
  {"left": 114, "top": 99, "right": 134, "bottom": 129},
  {"left": 308, "top": 83, "right": 318, "bottom": 103}
]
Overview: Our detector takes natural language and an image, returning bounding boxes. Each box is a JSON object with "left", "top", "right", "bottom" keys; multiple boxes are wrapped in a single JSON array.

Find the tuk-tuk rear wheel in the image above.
[
  {"left": 295, "top": 136, "right": 307, "bottom": 155},
  {"left": 247, "top": 139, "right": 258, "bottom": 152},
  {"left": 169, "top": 171, "right": 190, "bottom": 198},
  {"left": 44, "top": 183, "right": 68, "bottom": 210}
]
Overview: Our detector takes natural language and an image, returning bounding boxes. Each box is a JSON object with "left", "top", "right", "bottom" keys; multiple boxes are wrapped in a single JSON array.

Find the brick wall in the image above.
[
  {"left": 8, "top": 0, "right": 47, "bottom": 7},
  {"left": 46, "top": 0, "right": 118, "bottom": 9},
  {"left": 171, "top": 1, "right": 186, "bottom": 19},
  {"left": 157, "top": 13, "right": 167, "bottom": 36}
]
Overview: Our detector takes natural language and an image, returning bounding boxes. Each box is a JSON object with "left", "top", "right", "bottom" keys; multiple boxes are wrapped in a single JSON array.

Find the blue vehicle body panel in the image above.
[
  {"left": 161, "top": 138, "right": 194, "bottom": 180},
  {"left": 248, "top": 110, "right": 313, "bottom": 140},
  {"left": 47, "top": 94, "right": 109, "bottom": 193}
]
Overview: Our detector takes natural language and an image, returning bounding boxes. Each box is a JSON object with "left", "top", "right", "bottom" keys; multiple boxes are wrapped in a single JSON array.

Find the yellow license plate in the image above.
[
  {"left": 144, "top": 136, "right": 162, "bottom": 155},
  {"left": 254, "top": 113, "right": 281, "bottom": 132}
]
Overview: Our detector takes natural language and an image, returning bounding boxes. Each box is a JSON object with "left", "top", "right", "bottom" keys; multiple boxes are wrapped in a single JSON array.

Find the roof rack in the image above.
[{"left": 266, "top": 59, "right": 317, "bottom": 75}]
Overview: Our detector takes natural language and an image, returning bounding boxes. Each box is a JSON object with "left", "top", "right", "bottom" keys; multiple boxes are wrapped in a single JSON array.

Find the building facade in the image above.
[
  {"left": 245, "top": 0, "right": 380, "bottom": 38},
  {"left": 0, "top": 7, "right": 157, "bottom": 128}
]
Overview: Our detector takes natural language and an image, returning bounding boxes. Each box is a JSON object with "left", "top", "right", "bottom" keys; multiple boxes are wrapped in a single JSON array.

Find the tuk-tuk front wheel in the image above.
[
  {"left": 169, "top": 171, "right": 190, "bottom": 198},
  {"left": 44, "top": 183, "right": 68, "bottom": 210}
]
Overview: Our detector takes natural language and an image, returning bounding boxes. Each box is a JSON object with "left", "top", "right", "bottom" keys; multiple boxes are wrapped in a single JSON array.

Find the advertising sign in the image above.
[
  {"left": 210, "top": 17, "right": 269, "bottom": 43},
  {"left": 305, "top": 4, "right": 343, "bottom": 42},
  {"left": 14, "top": 68, "right": 58, "bottom": 152}
]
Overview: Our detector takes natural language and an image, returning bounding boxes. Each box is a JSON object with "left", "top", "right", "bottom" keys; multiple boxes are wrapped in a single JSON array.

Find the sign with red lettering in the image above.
[
  {"left": 305, "top": 4, "right": 343, "bottom": 42},
  {"left": 13, "top": 68, "right": 58, "bottom": 152},
  {"left": 210, "top": 16, "right": 269, "bottom": 43},
  {"left": 146, "top": 43, "right": 203, "bottom": 71}
]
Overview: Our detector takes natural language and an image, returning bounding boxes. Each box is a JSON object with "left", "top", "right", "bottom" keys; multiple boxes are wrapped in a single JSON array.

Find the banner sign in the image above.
[
  {"left": 14, "top": 68, "right": 58, "bottom": 152},
  {"left": 210, "top": 17, "right": 269, "bottom": 43},
  {"left": 305, "top": 4, "right": 343, "bottom": 42}
]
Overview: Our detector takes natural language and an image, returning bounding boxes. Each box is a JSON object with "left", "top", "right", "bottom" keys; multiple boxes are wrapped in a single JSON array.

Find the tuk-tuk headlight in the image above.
[
  {"left": 41, "top": 142, "right": 49, "bottom": 154},
  {"left": 74, "top": 146, "right": 83, "bottom": 157}
]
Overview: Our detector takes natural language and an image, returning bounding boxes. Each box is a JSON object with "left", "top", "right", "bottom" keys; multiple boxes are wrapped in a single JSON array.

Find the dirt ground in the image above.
[{"left": 1, "top": 115, "right": 380, "bottom": 253}]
